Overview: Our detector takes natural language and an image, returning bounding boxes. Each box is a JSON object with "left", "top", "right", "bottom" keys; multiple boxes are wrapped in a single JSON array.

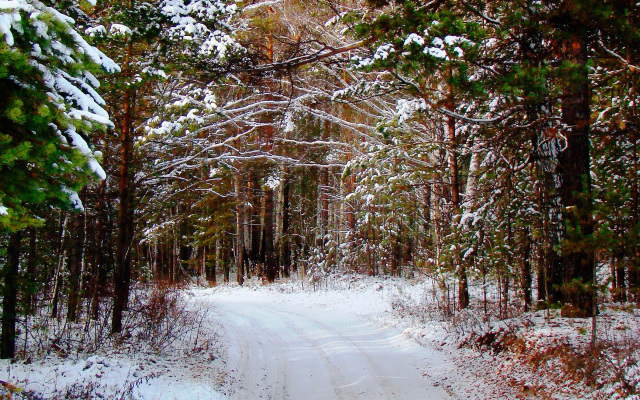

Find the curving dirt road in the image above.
[{"left": 207, "top": 287, "right": 452, "bottom": 400}]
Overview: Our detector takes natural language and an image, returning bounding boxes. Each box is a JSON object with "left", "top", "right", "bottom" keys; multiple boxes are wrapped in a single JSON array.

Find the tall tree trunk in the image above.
[
  {"left": 615, "top": 246, "right": 627, "bottom": 303},
  {"left": 559, "top": 29, "right": 595, "bottom": 317},
  {"left": 521, "top": 229, "right": 533, "bottom": 311},
  {"left": 1, "top": 231, "right": 22, "bottom": 359},
  {"left": 51, "top": 214, "right": 68, "bottom": 319},
  {"left": 112, "top": 79, "right": 135, "bottom": 333},
  {"left": 280, "top": 173, "right": 291, "bottom": 278},
  {"left": 222, "top": 235, "right": 230, "bottom": 283},
  {"left": 529, "top": 90, "right": 564, "bottom": 308},
  {"left": 446, "top": 98, "right": 468, "bottom": 309},
  {"left": 25, "top": 228, "right": 37, "bottom": 316},
  {"left": 317, "top": 169, "right": 329, "bottom": 250},
  {"left": 249, "top": 174, "right": 262, "bottom": 270},
  {"left": 67, "top": 211, "right": 85, "bottom": 323},
  {"left": 235, "top": 174, "right": 246, "bottom": 285},
  {"left": 263, "top": 186, "right": 277, "bottom": 282},
  {"left": 91, "top": 181, "right": 110, "bottom": 320},
  {"left": 630, "top": 127, "right": 640, "bottom": 303},
  {"left": 206, "top": 244, "right": 216, "bottom": 285}
]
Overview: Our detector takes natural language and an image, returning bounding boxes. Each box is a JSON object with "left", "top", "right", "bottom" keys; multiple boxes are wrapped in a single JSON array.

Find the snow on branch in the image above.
[
  {"left": 234, "top": 40, "right": 367, "bottom": 74},
  {"left": 598, "top": 40, "right": 640, "bottom": 73},
  {"left": 436, "top": 107, "right": 518, "bottom": 126}
]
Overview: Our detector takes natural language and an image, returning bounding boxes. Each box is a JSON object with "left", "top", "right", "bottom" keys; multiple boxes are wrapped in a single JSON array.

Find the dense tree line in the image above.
[{"left": 0, "top": 0, "right": 639, "bottom": 358}]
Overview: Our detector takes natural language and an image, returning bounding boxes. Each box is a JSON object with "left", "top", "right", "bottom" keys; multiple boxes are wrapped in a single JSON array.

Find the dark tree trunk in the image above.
[
  {"left": 615, "top": 247, "right": 627, "bottom": 303},
  {"left": 51, "top": 214, "right": 67, "bottom": 319},
  {"left": 112, "top": 83, "right": 135, "bottom": 334},
  {"left": 235, "top": 174, "right": 245, "bottom": 285},
  {"left": 558, "top": 29, "right": 595, "bottom": 317},
  {"left": 280, "top": 174, "right": 291, "bottom": 278},
  {"left": 316, "top": 169, "right": 329, "bottom": 249},
  {"left": 263, "top": 186, "right": 277, "bottom": 282},
  {"left": 611, "top": 254, "right": 618, "bottom": 296},
  {"left": 25, "top": 228, "right": 37, "bottom": 316},
  {"left": 206, "top": 245, "right": 216, "bottom": 285},
  {"left": 249, "top": 174, "right": 262, "bottom": 269},
  {"left": 539, "top": 168, "right": 564, "bottom": 307},
  {"left": 446, "top": 100, "right": 468, "bottom": 309},
  {"left": 223, "top": 235, "right": 230, "bottom": 283},
  {"left": 346, "top": 174, "right": 357, "bottom": 252},
  {"left": 1, "top": 231, "right": 22, "bottom": 359},
  {"left": 521, "top": 230, "right": 533, "bottom": 312},
  {"left": 537, "top": 250, "right": 547, "bottom": 306},
  {"left": 390, "top": 220, "right": 401, "bottom": 276},
  {"left": 630, "top": 129, "right": 640, "bottom": 303},
  {"left": 67, "top": 212, "right": 85, "bottom": 322},
  {"left": 91, "top": 181, "right": 111, "bottom": 320}
]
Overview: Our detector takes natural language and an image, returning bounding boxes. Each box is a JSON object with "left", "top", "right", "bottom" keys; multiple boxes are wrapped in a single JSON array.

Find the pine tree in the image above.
[{"left": 0, "top": 0, "right": 118, "bottom": 358}]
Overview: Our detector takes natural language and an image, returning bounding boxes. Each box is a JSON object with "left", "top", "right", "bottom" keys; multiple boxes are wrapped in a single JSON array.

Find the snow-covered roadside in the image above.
[
  {"left": 0, "top": 287, "right": 228, "bottom": 399},
  {"left": 454, "top": 307, "right": 640, "bottom": 399},
  {"left": 0, "top": 353, "right": 225, "bottom": 399},
  {"left": 385, "top": 279, "right": 640, "bottom": 399}
]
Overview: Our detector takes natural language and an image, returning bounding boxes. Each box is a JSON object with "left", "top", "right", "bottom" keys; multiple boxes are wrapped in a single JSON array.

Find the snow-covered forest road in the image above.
[{"left": 198, "top": 281, "right": 455, "bottom": 400}]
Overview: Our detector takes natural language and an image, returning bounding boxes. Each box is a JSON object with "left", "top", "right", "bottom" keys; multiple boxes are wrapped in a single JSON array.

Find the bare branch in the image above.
[
  {"left": 598, "top": 40, "right": 640, "bottom": 73},
  {"left": 234, "top": 40, "right": 367, "bottom": 74}
]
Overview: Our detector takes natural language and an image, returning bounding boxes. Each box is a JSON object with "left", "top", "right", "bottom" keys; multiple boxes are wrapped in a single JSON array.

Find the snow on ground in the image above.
[
  {"left": 0, "top": 286, "right": 228, "bottom": 400},
  {"left": 457, "top": 306, "right": 640, "bottom": 399},
  {"left": 3, "top": 274, "right": 638, "bottom": 399},
  {"left": 384, "top": 278, "right": 640, "bottom": 399},
  {"left": 0, "top": 354, "right": 225, "bottom": 399},
  {"left": 191, "top": 275, "right": 517, "bottom": 399},
  {"left": 0, "top": 275, "right": 513, "bottom": 399}
]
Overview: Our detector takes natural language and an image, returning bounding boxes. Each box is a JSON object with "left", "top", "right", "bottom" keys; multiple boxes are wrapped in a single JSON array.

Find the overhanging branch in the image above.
[{"left": 234, "top": 40, "right": 367, "bottom": 74}]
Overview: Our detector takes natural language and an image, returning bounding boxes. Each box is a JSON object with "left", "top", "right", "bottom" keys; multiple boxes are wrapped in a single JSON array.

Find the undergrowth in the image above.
[
  {"left": 389, "top": 279, "right": 640, "bottom": 399},
  {"left": 2, "top": 283, "right": 219, "bottom": 399}
]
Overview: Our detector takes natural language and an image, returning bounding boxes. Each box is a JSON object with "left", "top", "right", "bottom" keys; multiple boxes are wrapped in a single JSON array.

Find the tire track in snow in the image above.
[
  {"left": 221, "top": 303, "right": 289, "bottom": 399},
  {"left": 251, "top": 303, "right": 358, "bottom": 400},
  {"left": 214, "top": 291, "right": 451, "bottom": 400},
  {"left": 254, "top": 303, "right": 407, "bottom": 399}
]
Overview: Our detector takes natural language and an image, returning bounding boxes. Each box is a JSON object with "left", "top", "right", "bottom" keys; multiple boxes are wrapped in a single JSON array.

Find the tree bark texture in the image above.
[
  {"left": 316, "top": 169, "right": 329, "bottom": 249},
  {"left": 249, "top": 175, "right": 262, "bottom": 270},
  {"left": 67, "top": 211, "right": 85, "bottom": 322},
  {"left": 280, "top": 174, "right": 291, "bottom": 278},
  {"left": 559, "top": 29, "right": 595, "bottom": 317},
  {"left": 521, "top": 230, "right": 533, "bottom": 311},
  {"left": 263, "top": 186, "right": 277, "bottom": 282},
  {"left": 235, "top": 174, "right": 246, "bottom": 285},
  {"left": 446, "top": 104, "right": 468, "bottom": 309},
  {"left": 25, "top": 228, "right": 37, "bottom": 316},
  {"left": 112, "top": 82, "right": 135, "bottom": 333},
  {"left": 1, "top": 231, "right": 22, "bottom": 359},
  {"left": 91, "top": 181, "right": 112, "bottom": 320}
]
